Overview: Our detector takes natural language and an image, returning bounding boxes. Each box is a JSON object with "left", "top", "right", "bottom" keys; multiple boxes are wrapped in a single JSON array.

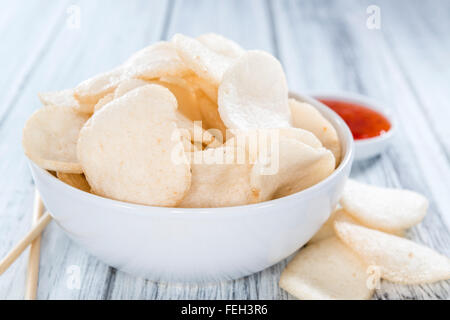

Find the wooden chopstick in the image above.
[
  {"left": 0, "top": 211, "right": 52, "bottom": 276},
  {"left": 24, "top": 191, "right": 45, "bottom": 300}
]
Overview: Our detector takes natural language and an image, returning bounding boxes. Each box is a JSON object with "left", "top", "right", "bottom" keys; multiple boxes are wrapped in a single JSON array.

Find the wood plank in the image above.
[
  {"left": 374, "top": 0, "right": 450, "bottom": 223},
  {"left": 382, "top": 0, "right": 450, "bottom": 158},
  {"left": 271, "top": 0, "right": 450, "bottom": 299},
  {"left": 0, "top": 0, "right": 169, "bottom": 299},
  {"left": 165, "top": 0, "right": 275, "bottom": 53},
  {"left": 0, "top": 1, "right": 70, "bottom": 124}
]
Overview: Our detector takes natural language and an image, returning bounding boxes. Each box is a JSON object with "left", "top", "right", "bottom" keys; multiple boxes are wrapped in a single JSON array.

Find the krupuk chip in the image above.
[
  {"left": 77, "top": 85, "right": 191, "bottom": 207},
  {"left": 23, "top": 105, "right": 88, "bottom": 173}
]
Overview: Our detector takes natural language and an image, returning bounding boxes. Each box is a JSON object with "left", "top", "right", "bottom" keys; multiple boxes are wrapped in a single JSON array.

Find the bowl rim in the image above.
[
  {"left": 307, "top": 91, "right": 396, "bottom": 146},
  {"left": 31, "top": 93, "right": 354, "bottom": 216}
]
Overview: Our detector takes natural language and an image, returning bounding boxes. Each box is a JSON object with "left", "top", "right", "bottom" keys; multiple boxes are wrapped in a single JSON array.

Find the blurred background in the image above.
[{"left": 1, "top": 0, "right": 449, "bottom": 299}]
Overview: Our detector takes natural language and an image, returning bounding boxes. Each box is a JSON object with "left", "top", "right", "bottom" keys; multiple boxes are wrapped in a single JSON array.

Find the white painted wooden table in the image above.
[{"left": 1, "top": 0, "right": 449, "bottom": 300}]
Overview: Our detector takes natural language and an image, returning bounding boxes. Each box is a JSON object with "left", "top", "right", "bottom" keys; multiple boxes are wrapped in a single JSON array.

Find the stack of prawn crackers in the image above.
[{"left": 22, "top": 33, "right": 341, "bottom": 207}]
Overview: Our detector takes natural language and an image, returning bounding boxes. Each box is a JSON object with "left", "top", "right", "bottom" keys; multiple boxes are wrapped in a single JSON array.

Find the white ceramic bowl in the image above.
[
  {"left": 29, "top": 93, "right": 354, "bottom": 283},
  {"left": 310, "top": 92, "right": 395, "bottom": 161}
]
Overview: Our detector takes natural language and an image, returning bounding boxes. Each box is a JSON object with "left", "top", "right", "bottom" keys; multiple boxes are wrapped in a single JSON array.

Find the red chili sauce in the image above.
[{"left": 318, "top": 99, "right": 391, "bottom": 140}]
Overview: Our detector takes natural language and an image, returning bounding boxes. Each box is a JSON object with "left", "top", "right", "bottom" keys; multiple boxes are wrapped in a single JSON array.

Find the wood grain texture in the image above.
[{"left": 0, "top": 0, "right": 449, "bottom": 300}]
